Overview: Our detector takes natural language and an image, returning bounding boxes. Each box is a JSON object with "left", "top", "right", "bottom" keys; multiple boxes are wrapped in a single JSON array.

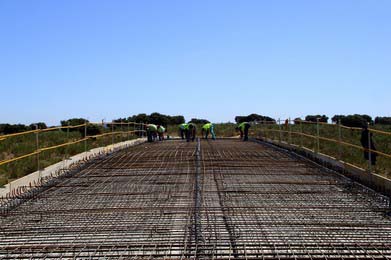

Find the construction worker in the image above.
[
  {"left": 202, "top": 123, "right": 216, "bottom": 140},
  {"left": 237, "top": 122, "right": 251, "bottom": 141},
  {"left": 157, "top": 125, "right": 166, "bottom": 141},
  {"left": 360, "top": 125, "right": 377, "bottom": 166},
  {"left": 179, "top": 123, "right": 188, "bottom": 139},
  {"left": 185, "top": 123, "right": 197, "bottom": 142},
  {"left": 146, "top": 124, "right": 158, "bottom": 142}
]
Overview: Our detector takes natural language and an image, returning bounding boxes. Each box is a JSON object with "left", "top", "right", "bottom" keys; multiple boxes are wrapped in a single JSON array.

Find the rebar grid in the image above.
[{"left": 0, "top": 139, "right": 391, "bottom": 259}]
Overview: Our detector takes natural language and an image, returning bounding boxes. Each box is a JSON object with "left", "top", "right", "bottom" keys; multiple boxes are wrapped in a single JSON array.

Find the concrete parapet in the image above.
[{"left": 254, "top": 137, "right": 391, "bottom": 198}]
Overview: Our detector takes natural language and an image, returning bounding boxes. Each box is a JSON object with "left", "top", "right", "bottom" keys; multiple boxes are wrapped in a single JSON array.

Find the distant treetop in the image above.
[
  {"left": 235, "top": 114, "right": 276, "bottom": 124},
  {"left": 331, "top": 114, "right": 373, "bottom": 127},
  {"left": 60, "top": 118, "right": 88, "bottom": 126},
  {"left": 124, "top": 113, "right": 185, "bottom": 126},
  {"left": 374, "top": 117, "right": 391, "bottom": 125},
  {"left": 189, "top": 118, "right": 210, "bottom": 124},
  {"left": 304, "top": 115, "right": 328, "bottom": 123}
]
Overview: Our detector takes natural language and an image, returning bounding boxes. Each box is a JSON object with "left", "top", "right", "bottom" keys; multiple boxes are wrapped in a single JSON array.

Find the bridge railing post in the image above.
[
  {"left": 300, "top": 119, "right": 303, "bottom": 148},
  {"left": 120, "top": 121, "right": 123, "bottom": 143},
  {"left": 84, "top": 120, "right": 87, "bottom": 154},
  {"left": 66, "top": 122, "right": 70, "bottom": 159},
  {"left": 133, "top": 122, "right": 136, "bottom": 137},
  {"left": 35, "top": 125, "right": 40, "bottom": 179},
  {"left": 338, "top": 119, "right": 342, "bottom": 160},
  {"left": 127, "top": 122, "right": 130, "bottom": 141},
  {"left": 111, "top": 121, "right": 114, "bottom": 146},
  {"left": 288, "top": 117, "right": 292, "bottom": 145},
  {"left": 316, "top": 118, "right": 320, "bottom": 154},
  {"left": 367, "top": 122, "right": 372, "bottom": 173},
  {"left": 278, "top": 118, "right": 282, "bottom": 144}
]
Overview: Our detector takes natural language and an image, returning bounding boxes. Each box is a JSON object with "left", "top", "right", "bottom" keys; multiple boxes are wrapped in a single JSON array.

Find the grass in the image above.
[
  {"left": 0, "top": 126, "right": 139, "bottom": 187},
  {"left": 253, "top": 122, "right": 391, "bottom": 179}
]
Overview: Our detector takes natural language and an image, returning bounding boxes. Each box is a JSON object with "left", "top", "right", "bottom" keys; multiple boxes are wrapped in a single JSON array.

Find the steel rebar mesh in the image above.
[{"left": 0, "top": 139, "right": 390, "bottom": 259}]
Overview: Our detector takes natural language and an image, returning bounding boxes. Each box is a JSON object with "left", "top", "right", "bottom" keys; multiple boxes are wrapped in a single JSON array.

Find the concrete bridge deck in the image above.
[{"left": 0, "top": 139, "right": 391, "bottom": 259}]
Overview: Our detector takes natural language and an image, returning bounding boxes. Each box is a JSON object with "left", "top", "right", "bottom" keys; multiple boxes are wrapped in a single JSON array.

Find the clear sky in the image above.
[{"left": 0, "top": 0, "right": 390, "bottom": 125}]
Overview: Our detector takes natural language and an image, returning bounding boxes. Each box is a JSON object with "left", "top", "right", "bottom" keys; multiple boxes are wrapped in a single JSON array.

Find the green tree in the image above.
[
  {"left": 29, "top": 122, "right": 47, "bottom": 129},
  {"left": 189, "top": 118, "right": 210, "bottom": 124},
  {"left": 375, "top": 117, "right": 391, "bottom": 125},
  {"left": 305, "top": 115, "right": 328, "bottom": 123}
]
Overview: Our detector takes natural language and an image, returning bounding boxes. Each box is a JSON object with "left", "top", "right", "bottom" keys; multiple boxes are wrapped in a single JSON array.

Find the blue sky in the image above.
[{"left": 0, "top": 0, "right": 390, "bottom": 125}]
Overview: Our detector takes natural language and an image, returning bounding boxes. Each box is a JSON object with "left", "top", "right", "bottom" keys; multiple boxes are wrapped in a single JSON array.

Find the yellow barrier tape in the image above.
[
  {"left": 39, "top": 138, "right": 88, "bottom": 152},
  {"left": 296, "top": 120, "right": 329, "bottom": 125},
  {"left": 339, "top": 125, "right": 362, "bottom": 131},
  {"left": 0, "top": 125, "right": 148, "bottom": 168},
  {"left": 0, "top": 151, "right": 40, "bottom": 166},
  {"left": 255, "top": 128, "right": 391, "bottom": 159},
  {"left": 369, "top": 128, "right": 391, "bottom": 136},
  {"left": 90, "top": 130, "right": 144, "bottom": 139},
  {"left": 0, "top": 129, "right": 39, "bottom": 138},
  {"left": 40, "top": 123, "right": 87, "bottom": 132},
  {"left": 41, "top": 129, "right": 146, "bottom": 152},
  {"left": 90, "top": 122, "right": 146, "bottom": 126},
  {"left": 0, "top": 123, "right": 88, "bottom": 139}
]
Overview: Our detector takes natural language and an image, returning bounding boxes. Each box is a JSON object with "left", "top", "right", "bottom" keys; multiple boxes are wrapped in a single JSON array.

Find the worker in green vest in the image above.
[
  {"left": 202, "top": 123, "right": 216, "bottom": 140},
  {"left": 179, "top": 123, "right": 188, "bottom": 139},
  {"left": 185, "top": 123, "right": 197, "bottom": 142},
  {"left": 146, "top": 124, "right": 158, "bottom": 142},
  {"left": 157, "top": 125, "right": 166, "bottom": 141},
  {"left": 237, "top": 122, "right": 251, "bottom": 141}
]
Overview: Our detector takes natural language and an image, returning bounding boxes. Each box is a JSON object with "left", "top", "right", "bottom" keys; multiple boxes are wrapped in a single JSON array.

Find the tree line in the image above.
[{"left": 1, "top": 113, "right": 391, "bottom": 135}]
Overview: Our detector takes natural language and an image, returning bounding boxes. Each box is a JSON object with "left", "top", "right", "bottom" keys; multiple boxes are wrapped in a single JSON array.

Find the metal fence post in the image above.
[
  {"left": 288, "top": 117, "right": 292, "bottom": 145},
  {"left": 367, "top": 122, "right": 372, "bottom": 173},
  {"left": 128, "top": 122, "right": 130, "bottom": 141},
  {"left": 35, "top": 125, "right": 40, "bottom": 176},
  {"left": 120, "top": 121, "right": 123, "bottom": 142},
  {"left": 264, "top": 120, "right": 267, "bottom": 141},
  {"left": 84, "top": 121, "right": 87, "bottom": 153},
  {"left": 338, "top": 119, "right": 342, "bottom": 160},
  {"left": 278, "top": 118, "right": 282, "bottom": 144},
  {"left": 66, "top": 122, "right": 70, "bottom": 159},
  {"left": 316, "top": 118, "right": 320, "bottom": 154},
  {"left": 111, "top": 121, "right": 114, "bottom": 146},
  {"left": 300, "top": 119, "right": 303, "bottom": 148}
]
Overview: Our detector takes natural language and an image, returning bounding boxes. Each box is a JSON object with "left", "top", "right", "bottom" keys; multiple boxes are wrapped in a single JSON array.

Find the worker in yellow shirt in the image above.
[
  {"left": 201, "top": 123, "right": 216, "bottom": 140},
  {"left": 146, "top": 124, "right": 157, "bottom": 142},
  {"left": 157, "top": 125, "right": 166, "bottom": 141},
  {"left": 185, "top": 123, "right": 197, "bottom": 142},
  {"left": 179, "top": 123, "right": 187, "bottom": 139},
  {"left": 236, "top": 122, "right": 251, "bottom": 141}
]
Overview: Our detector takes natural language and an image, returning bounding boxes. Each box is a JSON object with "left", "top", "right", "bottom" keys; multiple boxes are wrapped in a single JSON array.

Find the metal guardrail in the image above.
[
  {"left": 0, "top": 121, "right": 147, "bottom": 176},
  {"left": 250, "top": 119, "right": 391, "bottom": 175}
]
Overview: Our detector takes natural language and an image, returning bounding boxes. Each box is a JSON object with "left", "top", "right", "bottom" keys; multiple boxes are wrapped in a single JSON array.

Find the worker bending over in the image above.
[
  {"left": 202, "top": 123, "right": 216, "bottom": 140},
  {"left": 237, "top": 122, "right": 251, "bottom": 141},
  {"left": 179, "top": 123, "right": 187, "bottom": 139},
  {"left": 146, "top": 124, "right": 158, "bottom": 142},
  {"left": 185, "top": 123, "right": 197, "bottom": 142},
  {"left": 157, "top": 125, "right": 166, "bottom": 141}
]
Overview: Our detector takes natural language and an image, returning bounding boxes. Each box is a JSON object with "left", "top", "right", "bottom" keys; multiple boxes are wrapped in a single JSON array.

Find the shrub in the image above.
[
  {"left": 375, "top": 117, "right": 391, "bottom": 125},
  {"left": 189, "top": 118, "right": 210, "bottom": 124},
  {"left": 235, "top": 114, "right": 275, "bottom": 124},
  {"left": 331, "top": 114, "right": 373, "bottom": 127},
  {"left": 305, "top": 115, "right": 328, "bottom": 123}
]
